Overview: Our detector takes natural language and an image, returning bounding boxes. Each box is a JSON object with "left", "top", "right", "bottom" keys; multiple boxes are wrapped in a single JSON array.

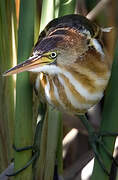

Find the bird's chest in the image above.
[
  {"left": 35, "top": 72, "right": 66, "bottom": 110},
  {"left": 35, "top": 70, "right": 107, "bottom": 114}
]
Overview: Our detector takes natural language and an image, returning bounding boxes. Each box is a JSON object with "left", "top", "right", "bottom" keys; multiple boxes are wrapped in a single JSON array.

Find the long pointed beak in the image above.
[{"left": 3, "top": 54, "right": 51, "bottom": 76}]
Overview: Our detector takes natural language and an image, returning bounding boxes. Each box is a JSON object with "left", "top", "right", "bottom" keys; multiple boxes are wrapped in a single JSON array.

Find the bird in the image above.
[
  {"left": 3, "top": 14, "right": 111, "bottom": 115},
  {"left": 3, "top": 14, "right": 113, "bottom": 175}
]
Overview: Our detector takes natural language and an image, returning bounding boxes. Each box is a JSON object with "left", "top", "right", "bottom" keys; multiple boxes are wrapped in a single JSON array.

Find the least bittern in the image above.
[{"left": 3, "top": 14, "right": 117, "bottom": 175}]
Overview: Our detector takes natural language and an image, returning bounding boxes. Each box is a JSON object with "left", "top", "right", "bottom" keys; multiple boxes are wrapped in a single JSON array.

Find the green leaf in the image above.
[
  {"left": 14, "top": 0, "right": 35, "bottom": 179},
  {"left": 58, "top": 0, "right": 77, "bottom": 16},
  {"left": 91, "top": 40, "right": 118, "bottom": 180},
  {"left": 0, "top": 0, "right": 16, "bottom": 172},
  {"left": 40, "top": 0, "right": 55, "bottom": 32}
]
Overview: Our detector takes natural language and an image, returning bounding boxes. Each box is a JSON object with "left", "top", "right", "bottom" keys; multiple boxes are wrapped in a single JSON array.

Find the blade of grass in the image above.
[
  {"left": 14, "top": 0, "right": 35, "bottom": 179},
  {"left": 58, "top": 0, "right": 77, "bottom": 17},
  {"left": 44, "top": 107, "right": 62, "bottom": 180},
  {"left": 91, "top": 40, "right": 118, "bottom": 180},
  {"left": 0, "top": 0, "right": 16, "bottom": 172},
  {"left": 34, "top": 105, "right": 63, "bottom": 180},
  {"left": 34, "top": 0, "right": 42, "bottom": 44},
  {"left": 40, "top": 0, "right": 55, "bottom": 32},
  {"left": 54, "top": 0, "right": 60, "bottom": 18}
]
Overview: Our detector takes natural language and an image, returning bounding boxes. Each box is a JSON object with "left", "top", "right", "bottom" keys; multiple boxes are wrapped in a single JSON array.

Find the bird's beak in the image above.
[{"left": 3, "top": 54, "right": 52, "bottom": 76}]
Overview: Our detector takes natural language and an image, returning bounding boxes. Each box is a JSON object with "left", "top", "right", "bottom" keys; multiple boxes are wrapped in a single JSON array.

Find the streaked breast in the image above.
[{"left": 35, "top": 61, "right": 110, "bottom": 114}]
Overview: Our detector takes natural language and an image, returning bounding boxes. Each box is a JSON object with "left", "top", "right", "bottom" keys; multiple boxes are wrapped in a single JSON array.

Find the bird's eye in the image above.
[{"left": 50, "top": 52, "right": 57, "bottom": 59}]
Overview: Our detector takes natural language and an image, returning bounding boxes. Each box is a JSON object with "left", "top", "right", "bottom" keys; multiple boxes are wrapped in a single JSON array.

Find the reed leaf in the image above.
[
  {"left": 58, "top": 0, "right": 77, "bottom": 17},
  {"left": 91, "top": 40, "right": 118, "bottom": 180},
  {"left": 14, "top": 0, "right": 35, "bottom": 179},
  {"left": 40, "top": 0, "right": 55, "bottom": 32},
  {"left": 0, "top": 0, "right": 16, "bottom": 172}
]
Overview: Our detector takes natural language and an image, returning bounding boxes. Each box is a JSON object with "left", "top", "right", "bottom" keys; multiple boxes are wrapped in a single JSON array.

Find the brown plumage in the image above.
[{"left": 3, "top": 14, "right": 111, "bottom": 114}]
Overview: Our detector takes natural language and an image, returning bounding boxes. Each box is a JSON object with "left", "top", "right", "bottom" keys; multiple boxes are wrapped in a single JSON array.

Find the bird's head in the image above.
[{"left": 3, "top": 14, "right": 104, "bottom": 76}]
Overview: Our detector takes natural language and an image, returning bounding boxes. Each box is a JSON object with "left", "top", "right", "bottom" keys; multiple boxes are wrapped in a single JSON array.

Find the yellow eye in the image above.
[{"left": 50, "top": 52, "right": 57, "bottom": 59}]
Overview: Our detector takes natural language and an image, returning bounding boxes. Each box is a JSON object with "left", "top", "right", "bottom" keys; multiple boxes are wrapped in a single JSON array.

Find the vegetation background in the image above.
[{"left": 0, "top": 0, "right": 118, "bottom": 180}]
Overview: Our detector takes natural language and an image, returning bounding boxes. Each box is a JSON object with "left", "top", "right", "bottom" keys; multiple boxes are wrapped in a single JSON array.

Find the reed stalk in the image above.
[
  {"left": 91, "top": 40, "right": 118, "bottom": 180},
  {"left": 14, "top": 1, "right": 35, "bottom": 179},
  {"left": 0, "top": 0, "right": 16, "bottom": 173}
]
